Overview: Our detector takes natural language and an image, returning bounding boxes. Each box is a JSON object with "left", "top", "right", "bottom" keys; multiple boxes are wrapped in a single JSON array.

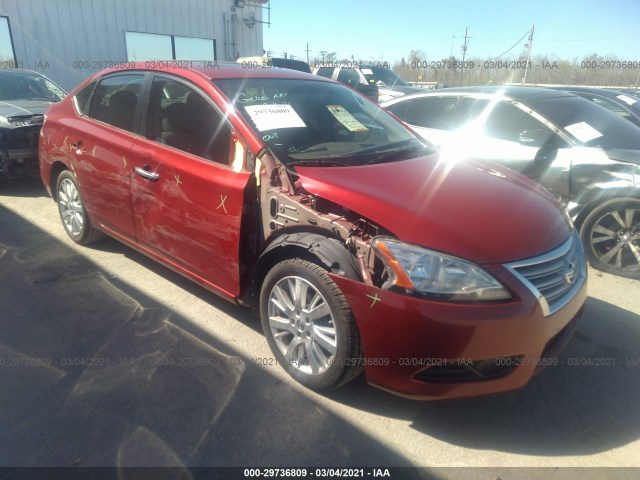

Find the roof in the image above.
[
  {"left": 431, "top": 85, "right": 576, "bottom": 100},
  {"left": 382, "top": 85, "right": 578, "bottom": 107},
  {"left": 100, "top": 61, "right": 323, "bottom": 82},
  {"left": 0, "top": 68, "right": 44, "bottom": 76},
  {"left": 548, "top": 85, "right": 632, "bottom": 96}
]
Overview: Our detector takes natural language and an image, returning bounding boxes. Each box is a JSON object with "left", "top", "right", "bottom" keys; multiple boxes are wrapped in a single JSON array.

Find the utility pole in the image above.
[
  {"left": 522, "top": 25, "right": 534, "bottom": 85},
  {"left": 460, "top": 27, "right": 470, "bottom": 86},
  {"left": 306, "top": 42, "right": 311, "bottom": 64}
]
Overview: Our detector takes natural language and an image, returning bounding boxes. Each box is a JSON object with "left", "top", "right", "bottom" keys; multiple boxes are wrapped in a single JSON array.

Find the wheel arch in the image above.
[
  {"left": 48, "top": 160, "right": 72, "bottom": 199},
  {"left": 573, "top": 189, "right": 640, "bottom": 230},
  {"left": 247, "top": 232, "right": 361, "bottom": 306}
]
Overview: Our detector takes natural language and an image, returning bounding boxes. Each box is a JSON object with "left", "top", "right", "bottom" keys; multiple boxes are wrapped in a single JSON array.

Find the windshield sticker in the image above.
[
  {"left": 361, "top": 68, "right": 373, "bottom": 75},
  {"left": 326, "top": 105, "right": 369, "bottom": 132},
  {"left": 243, "top": 104, "right": 306, "bottom": 132},
  {"left": 564, "top": 121, "right": 603, "bottom": 143},
  {"left": 616, "top": 94, "right": 638, "bottom": 106}
]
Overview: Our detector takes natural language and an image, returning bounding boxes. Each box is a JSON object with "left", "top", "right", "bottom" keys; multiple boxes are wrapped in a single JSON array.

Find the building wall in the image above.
[{"left": 0, "top": 0, "right": 265, "bottom": 90}]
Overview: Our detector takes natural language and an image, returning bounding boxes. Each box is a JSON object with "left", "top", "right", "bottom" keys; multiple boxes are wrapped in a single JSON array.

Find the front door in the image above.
[{"left": 130, "top": 74, "right": 251, "bottom": 298}]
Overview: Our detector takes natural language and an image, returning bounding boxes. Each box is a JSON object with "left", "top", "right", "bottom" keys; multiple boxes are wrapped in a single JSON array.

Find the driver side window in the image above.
[{"left": 146, "top": 76, "right": 231, "bottom": 165}]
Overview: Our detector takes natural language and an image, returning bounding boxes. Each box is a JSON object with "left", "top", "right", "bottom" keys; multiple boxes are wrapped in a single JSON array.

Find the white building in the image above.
[{"left": 0, "top": 0, "right": 268, "bottom": 90}]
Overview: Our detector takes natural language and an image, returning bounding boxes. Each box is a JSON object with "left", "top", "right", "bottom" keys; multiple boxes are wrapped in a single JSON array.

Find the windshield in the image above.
[
  {"left": 0, "top": 72, "right": 66, "bottom": 102},
  {"left": 213, "top": 78, "right": 432, "bottom": 166},
  {"left": 528, "top": 96, "right": 640, "bottom": 149},
  {"left": 362, "top": 67, "right": 408, "bottom": 87}
]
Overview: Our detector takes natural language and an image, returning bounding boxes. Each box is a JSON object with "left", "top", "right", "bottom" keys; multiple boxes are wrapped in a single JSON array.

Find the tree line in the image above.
[{"left": 392, "top": 50, "right": 640, "bottom": 88}]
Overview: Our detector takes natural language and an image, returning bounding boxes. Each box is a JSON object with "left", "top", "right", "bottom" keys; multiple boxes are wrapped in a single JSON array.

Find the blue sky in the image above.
[{"left": 263, "top": 0, "right": 640, "bottom": 63}]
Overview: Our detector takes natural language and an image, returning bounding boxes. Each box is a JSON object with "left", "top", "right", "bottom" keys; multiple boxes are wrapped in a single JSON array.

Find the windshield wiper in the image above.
[
  {"left": 351, "top": 139, "right": 420, "bottom": 156},
  {"left": 287, "top": 159, "right": 352, "bottom": 168}
]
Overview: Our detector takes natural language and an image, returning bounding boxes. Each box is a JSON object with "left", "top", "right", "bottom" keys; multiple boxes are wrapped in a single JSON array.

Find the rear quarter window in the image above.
[{"left": 73, "top": 80, "right": 96, "bottom": 115}]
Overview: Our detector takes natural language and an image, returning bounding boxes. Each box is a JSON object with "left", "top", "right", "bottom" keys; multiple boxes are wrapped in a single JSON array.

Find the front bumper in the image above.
[{"left": 330, "top": 265, "right": 587, "bottom": 400}]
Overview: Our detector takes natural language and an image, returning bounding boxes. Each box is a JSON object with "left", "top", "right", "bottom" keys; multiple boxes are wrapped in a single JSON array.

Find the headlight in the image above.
[{"left": 371, "top": 237, "right": 511, "bottom": 302}]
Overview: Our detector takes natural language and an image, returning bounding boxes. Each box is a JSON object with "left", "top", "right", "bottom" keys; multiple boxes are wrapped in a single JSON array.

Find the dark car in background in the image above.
[
  {"left": 383, "top": 86, "right": 640, "bottom": 279},
  {"left": 549, "top": 86, "right": 640, "bottom": 127},
  {"left": 0, "top": 69, "right": 66, "bottom": 180},
  {"left": 39, "top": 64, "right": 586, "bottom": 400},
  {"left": 238, "top": 56, "right": 312, "bottom": 74},
  {"left": 314, "top": 63, "right": 422, "bottom": 103}
]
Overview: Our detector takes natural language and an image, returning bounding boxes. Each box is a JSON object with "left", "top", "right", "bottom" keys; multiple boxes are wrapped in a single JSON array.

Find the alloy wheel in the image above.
[
  {"left": 267, "top": 275, "right": 337, "bottom": 376},
  {"left": 589, "top": 207, "right": 640, "bottom": 272},
  {"left": 58, "top": 177, "right": 85, "bottom": 236}
]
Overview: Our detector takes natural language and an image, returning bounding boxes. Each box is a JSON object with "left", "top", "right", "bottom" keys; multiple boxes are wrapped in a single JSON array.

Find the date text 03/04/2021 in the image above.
[{"left": 243, "top": 468, "right": 391, "bottom": 478}]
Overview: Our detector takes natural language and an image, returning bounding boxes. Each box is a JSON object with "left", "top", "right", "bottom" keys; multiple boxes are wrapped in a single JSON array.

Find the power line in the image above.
[{"left": 491, "top": 27, "right": 532, "bottom": 60}]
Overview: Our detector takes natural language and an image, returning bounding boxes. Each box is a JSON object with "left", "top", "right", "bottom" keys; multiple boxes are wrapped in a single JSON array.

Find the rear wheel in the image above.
[
  {"left": 56, "top": 170, "right": 105, "bottom": 245},
  {"left": 260, "top": 258, "right": 363, "bottom": 390},
  {"left": 580, "top": 197, "right": 640, "bottom": 279}
]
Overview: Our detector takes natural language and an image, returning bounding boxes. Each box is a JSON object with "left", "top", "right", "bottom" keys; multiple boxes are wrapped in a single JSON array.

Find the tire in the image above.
[
  {"left": 260, "top": 258, "right": 364, "bottom": 390},
  {"left": 56, "top": 170, "right": 105, "bottom": 245},
  {"left": 580, "top": 197, "right": 640, "bottom": 279}
]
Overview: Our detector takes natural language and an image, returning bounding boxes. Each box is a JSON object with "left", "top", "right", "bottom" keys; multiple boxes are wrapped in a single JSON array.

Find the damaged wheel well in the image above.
[{"left": 246, "top": 232, "right": 361, "bottom": 305}]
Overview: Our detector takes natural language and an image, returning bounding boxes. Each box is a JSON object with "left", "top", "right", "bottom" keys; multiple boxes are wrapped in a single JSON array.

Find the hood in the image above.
[
  {"left": 296, "top": 154, "right": 571, "bottom": 264},
  {"left": 0, "top": 100, "right": 53, "bottom": 127},
  {"left": 604, "top": 148, "right": 640, "bottom": 166}
]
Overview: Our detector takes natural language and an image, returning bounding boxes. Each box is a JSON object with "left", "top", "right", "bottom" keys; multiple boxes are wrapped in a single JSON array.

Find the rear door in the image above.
[
  {"left": 68, "top": 72, "right": 146, "bottom": 239},
  {"left": 129, "top": 73, "right": 251, "bottom": 298}
]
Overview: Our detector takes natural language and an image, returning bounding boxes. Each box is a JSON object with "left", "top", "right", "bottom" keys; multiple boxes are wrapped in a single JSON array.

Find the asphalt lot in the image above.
[{"left": 1, "top": 177, "right": 639, "bottom": 478}]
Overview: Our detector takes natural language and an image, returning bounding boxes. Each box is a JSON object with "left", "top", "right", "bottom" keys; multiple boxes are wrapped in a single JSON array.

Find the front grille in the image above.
[{"left": 505, "top": 230, "right": 586, "bottom": 317}]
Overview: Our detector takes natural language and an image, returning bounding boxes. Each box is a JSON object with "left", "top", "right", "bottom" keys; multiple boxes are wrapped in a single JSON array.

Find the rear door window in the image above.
[
  {"left": 405, "top": 97, "right": 459, "bottom": 130},
  {"left": 88, "top": 74, "right": 145, "bottom": 132},
  {"left": 451, "top": 97, "right": 490, "bottom": 128}
]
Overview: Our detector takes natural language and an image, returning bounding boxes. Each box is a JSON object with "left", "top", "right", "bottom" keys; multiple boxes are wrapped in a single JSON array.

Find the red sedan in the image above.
[{"left": 39, "top": 63, "right": 586, "bottom": 399}]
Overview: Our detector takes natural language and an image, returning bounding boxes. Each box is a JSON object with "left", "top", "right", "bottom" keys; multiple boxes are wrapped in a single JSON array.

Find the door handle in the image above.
[
  {"left": 70, "top": 141, "right": 86, "bottom": 153},
  {"left": 134, "top": 166, "right": 160, "bottom": 181}
]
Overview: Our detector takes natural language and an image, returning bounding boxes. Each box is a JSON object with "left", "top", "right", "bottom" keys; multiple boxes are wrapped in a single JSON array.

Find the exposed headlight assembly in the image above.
[{"left": 371, "top": 237, "right": 511, "bottom": 302}]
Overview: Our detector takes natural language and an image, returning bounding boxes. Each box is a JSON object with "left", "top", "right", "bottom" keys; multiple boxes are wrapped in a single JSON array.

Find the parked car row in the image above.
[
  {"left": 0, "top": 69, "right": 66, "bottom": 180},
  {"left": 36, "top": 62, "right": 587, "bottom": 400},
  {"left": 551, "top": 86, "right": 640, "bottom": 127},
  {"left": 383, "top": 86, "right": 640, "bottom": 279},
  {"left": 313, "top": 63, "right": 423, "bottom": 103}
]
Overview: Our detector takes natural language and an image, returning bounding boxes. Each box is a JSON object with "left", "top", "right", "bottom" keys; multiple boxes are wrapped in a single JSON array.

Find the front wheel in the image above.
[
  {"left": 260, "top": 258, "right": 364, "bottom": 390},
  {"left": 56, "top": 170, "right": 105, "bottom": 245},
  {"left": 580, "top": 197, "right": 640, "bottom": 279}
]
